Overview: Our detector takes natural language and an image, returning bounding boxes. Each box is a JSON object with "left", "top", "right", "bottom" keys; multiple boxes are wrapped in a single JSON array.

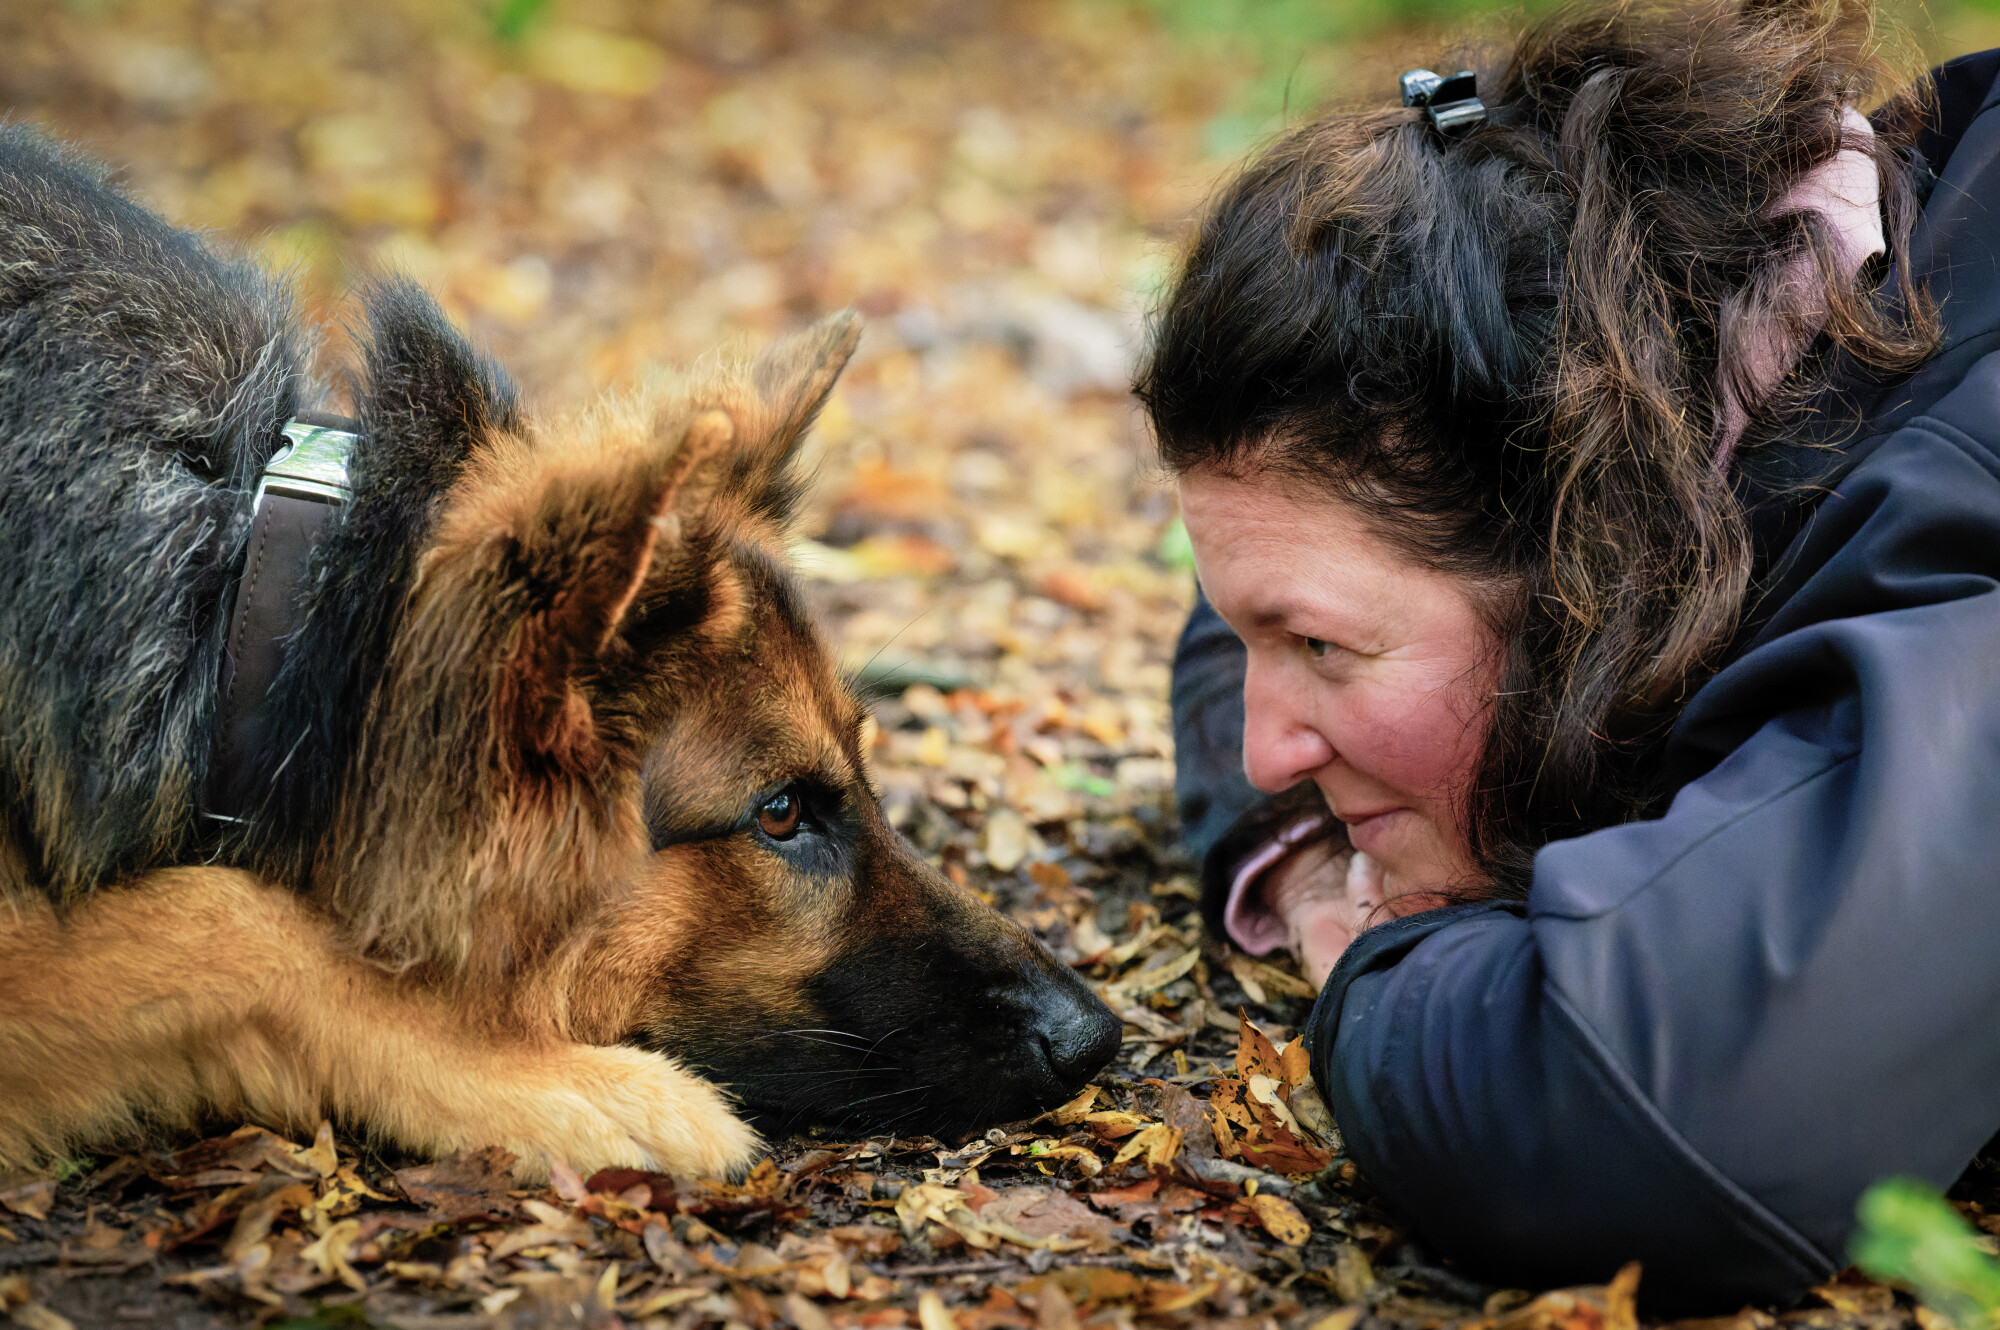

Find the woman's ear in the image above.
[{"left": 1715, "top": 107, "right": 1885, "bottom": 468}]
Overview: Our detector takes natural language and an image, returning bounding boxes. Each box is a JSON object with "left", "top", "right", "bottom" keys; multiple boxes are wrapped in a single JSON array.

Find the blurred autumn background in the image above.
[{"left": 4, "top": 0, "right": 1996, "bottom": 878}]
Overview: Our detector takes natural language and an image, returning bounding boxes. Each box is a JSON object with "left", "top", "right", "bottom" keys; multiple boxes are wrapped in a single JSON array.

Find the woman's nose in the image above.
[{"left": 1241, "top": 656, "right": 1336, "bottom": 793}]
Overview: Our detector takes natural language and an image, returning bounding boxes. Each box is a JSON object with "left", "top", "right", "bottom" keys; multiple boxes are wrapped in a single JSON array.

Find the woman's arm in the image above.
[{"left": 1169, "top": 588, "right": 1271, "bottom": 874}]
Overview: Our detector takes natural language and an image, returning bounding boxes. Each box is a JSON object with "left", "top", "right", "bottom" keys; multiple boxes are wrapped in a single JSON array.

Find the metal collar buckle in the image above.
[{"left": 256, "top": 419, "right": 355, "bottom": 510}]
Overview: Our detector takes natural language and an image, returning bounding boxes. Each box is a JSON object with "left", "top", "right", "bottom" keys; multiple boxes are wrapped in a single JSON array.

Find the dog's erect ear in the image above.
[
  {"left": 500, "top": 411, "right": 737, "bottom": 771},
  {"left": 754, "top": 308, "right": 861, "bottom": 448},
  {"left": 735, "top": 309, "right": 862, "bottom": 512},
  {"left": 356, "top": 278, "right": 520, "bottom": 477}
]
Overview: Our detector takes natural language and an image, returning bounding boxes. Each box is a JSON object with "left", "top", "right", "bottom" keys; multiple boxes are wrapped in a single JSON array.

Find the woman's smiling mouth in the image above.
[{"left": 1338, "top": 806, "right": 1407, "bottom": 855}]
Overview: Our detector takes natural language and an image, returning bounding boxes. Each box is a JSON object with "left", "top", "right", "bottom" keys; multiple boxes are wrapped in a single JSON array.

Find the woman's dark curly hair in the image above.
[{"left": 1137, "top": 0, "right": 1940, "bottom": 891}]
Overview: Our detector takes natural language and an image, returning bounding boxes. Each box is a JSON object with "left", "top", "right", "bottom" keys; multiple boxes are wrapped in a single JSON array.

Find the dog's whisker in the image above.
[
  {"left": 849, "top": 607, "right": 939, "bottom": 691},
  {"left": 830, "top": 1082, "right": 937, "bottom": 1116},
  {"left": 760, "top": 1030, "right": 875, "bottom": 1052},
  {"left": 760, "top": 1027, "right": 870, "bottom": 1043},
  {"left": 754, "top": 1068, "right": 905, "bottom": 1085},
  {"left": 862, "top": 1026, "right": 906, "bottom": 1059}
]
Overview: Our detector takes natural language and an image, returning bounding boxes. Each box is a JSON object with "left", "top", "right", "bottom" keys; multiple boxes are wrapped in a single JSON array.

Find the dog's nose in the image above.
[{"left": 1030, "top": 976, "right": 1122, "bottom": 1088}]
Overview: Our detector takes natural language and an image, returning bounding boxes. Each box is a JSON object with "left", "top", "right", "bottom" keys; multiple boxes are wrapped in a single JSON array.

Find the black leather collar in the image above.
[{"left": 209, "top": 411, "right": 358, "bottom": 820}]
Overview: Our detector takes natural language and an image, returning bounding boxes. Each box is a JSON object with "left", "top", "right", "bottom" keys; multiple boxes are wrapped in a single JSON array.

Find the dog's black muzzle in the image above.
[
  {"left": 725, "top": 920, "right": 1122, "bottom": 1139},
  {"left": 1001, "top": 957, "right": 1124, "bottom": 1103}
]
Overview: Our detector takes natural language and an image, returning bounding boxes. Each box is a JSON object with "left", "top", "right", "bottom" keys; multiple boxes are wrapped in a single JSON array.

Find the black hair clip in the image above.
[{"left": 1400, "top": 68, "right": 1486, "bottom": 135}]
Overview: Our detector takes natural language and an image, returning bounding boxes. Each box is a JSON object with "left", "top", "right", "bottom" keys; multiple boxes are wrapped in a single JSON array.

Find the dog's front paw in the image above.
[
  {"left": 556, "top": 1044, "right": 761, "bottom": 1181},
  {"left": 456, "top": 1043, "right": 759, "bottom": 1183}
]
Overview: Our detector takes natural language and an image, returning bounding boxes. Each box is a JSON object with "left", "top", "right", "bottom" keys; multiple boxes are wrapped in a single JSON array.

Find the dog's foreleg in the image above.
[{"left": 0, "top": 868, "right": 759, "bottom": 1179}]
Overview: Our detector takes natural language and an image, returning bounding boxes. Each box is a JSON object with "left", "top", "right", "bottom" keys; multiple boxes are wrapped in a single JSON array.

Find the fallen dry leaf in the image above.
[
  {"left": 1245, "top": 1191, "right": 1312, "bottom": 1245},
  {"left": 1044, "top": 1084, "right": 1101, "bottom": 1126},
  {"left": 978, "top": 1186, "right": 1119, "bottom": 1250},
  {"left": 393, "top": 1146, "right": 521, "bottom": 1221},
  {"left": 0, "top": 1180, "right": 55, "bottom": 1220}
]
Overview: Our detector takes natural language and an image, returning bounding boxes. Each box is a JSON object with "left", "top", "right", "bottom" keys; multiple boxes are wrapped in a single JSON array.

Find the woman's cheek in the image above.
[
  {"left": 1320, "top": 688, "right": 1454, "bottom": 795},
  {"left": 1350, "top": 670, "right": 1492, "bottom": 799}
]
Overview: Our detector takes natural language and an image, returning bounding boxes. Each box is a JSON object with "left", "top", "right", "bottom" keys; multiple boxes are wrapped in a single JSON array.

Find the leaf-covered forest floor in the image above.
[{"left": 4, "top": 0, "right": 1999, "bottom": 1326}]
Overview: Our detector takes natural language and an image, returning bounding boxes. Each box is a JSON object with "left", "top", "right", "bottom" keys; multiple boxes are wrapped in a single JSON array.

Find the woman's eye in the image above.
[
  {"left": 756, "top": 789, "right": 803, "bottom": 840},
  {"left": 1302, "top": 636, "right": 1332, "bottom": 659}
]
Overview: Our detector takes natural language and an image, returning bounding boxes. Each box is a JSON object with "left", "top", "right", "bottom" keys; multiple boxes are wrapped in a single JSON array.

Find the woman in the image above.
[{"left": 1142, "top": 0, "right": 2000, "bottom": 1310}]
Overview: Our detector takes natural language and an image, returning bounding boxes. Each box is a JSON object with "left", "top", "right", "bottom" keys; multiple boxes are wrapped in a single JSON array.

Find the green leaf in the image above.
[
  {"left": 1054, "top": 762, "right": 1117, "bottom": 799},
  {"left": 1156, "top": 516, "right": 1195, "bottom": 571},
  {"left": 271, "top": 1304, "right": 376, "bottom": 1330},
  {"left": 49, "top": 1156, "right": 96, "bottom": 1182},
  {"left": 1852, "top": 1177, "right": 2000, "bottom": 1329},
  {"left": 490, "top": 0, "right": 552, "bottom": 44}
]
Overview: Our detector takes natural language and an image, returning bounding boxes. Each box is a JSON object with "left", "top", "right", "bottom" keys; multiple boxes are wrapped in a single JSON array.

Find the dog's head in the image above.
[{"left": 333, "top": 308, "right": 1119, "bottom": 1138}]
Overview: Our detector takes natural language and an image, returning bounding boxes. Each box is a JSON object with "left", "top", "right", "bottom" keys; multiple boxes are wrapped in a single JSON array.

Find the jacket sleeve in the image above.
[
  {"left": 1170, "top": 587, "right": 1268, "bottom": 871},
  {"left": 1309, "top": 407, "right": 2000, "bottom": 1313}
]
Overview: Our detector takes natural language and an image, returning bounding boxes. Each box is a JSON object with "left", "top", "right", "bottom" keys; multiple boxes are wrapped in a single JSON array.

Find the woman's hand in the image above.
[{"left": 1259, "top": 840, "right": 1387, "bottom": 990}]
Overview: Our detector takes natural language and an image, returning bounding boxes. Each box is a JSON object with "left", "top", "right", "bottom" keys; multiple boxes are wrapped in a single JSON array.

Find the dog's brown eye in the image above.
[{"left": 757, "top": 789, "right": 802, "bottom": 840}]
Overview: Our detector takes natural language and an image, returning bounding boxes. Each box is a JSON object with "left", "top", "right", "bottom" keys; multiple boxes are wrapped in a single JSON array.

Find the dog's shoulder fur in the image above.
[
  {"left": 0, "top": 123, "right": 521, "bottom": 900},
  {"left": 0, "top": 122, "right": 302, "bottom": 895}
]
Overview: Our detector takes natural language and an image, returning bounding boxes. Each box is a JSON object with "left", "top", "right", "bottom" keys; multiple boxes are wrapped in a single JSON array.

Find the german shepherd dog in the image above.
[{"left": 0, "top": 126, "right": 1119, "bottom": 1180}]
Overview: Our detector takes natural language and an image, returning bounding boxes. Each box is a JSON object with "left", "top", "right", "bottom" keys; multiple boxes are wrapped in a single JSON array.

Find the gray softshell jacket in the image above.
[{"left": 1170, "top": 51, "right": 2000, "bottom": 1311}]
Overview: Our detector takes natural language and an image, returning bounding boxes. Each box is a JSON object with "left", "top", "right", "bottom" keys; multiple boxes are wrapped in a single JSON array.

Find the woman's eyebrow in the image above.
[{"left": 1239, "top": 603, "right": 1300, "bottom": 633}]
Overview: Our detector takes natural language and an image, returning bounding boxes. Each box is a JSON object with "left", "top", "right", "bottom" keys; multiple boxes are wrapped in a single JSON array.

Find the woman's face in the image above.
[{"left": 1179, "top": 465, "right": 1506, "bottom": 899}]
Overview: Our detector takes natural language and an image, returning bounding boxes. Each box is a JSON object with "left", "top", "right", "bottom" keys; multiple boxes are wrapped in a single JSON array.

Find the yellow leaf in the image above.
[
  {"left": 1247, "top": 1074, "right": 1307, "bottom": 1137},
  {"left": 1234, "top": 1012, "right": 1291, "bottom": 1081},
  {"left": 525, "top": 26, "right": 669, "bottom": 98},
  {"left": 1229, "top": 954, "right": 1268, "bottom": 1005},
  {"left": 1208, "top": 1099, "right": 1241, "bottom": 1160},
  {"left": 1311, "top": 1309, "right": 1363, "bottom": 1330},
  {"left": 1083, "top": 1110, "right": 1151, "bottom": 1141},
  {"left": 1102, "top": 946, "right": 1199, "bottom": 1005},
  {"left": 1247, "top": 1192, "right": 1311, "bottom": 1246},
  {"left": 1110, "top": 1124, "right": 1182, "bottom": 1171},
  {"left": 1100, "top": 922, "right": 1176, "bottom": 969},
  {"left": 1278, "top": 1036, "right": 1314, "bottom": 1090},
  {"left": 306, "top": 1165, "right": 392, "bottom": 1222},
  {"left": 1046, "top": 1084, "right": 1101, "bottom": 1125},
  {"left": 1332, "top": 1243, "right": 1376, "bottom": 1303},
  {"left": 1604, "top": 1261, "right": 1642, "bottom": 1330},
  {"left": 299, "top": 1217, "right": 365, "bottom": 1292},
  {"left": 301, "top": 1119, "right": 338, "bottom": 1178},
  {"left": 918, "top": 1290, "right": 957, "bottom": 1330},
  {"left": 1144, "top": 1279, "right": 1219, "bottom": 1313},
  {"left": 627, "top": 1288, "right": 708, "bottom": 1316},
  {"left": 1023, "top": 1145, "right": 1103, "bottom": 1178}
]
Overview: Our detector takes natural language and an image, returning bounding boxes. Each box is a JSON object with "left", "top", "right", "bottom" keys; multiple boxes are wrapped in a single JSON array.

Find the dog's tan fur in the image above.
[{"left": 0, "top": 870, "right": 757, "bottom": 1177}]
